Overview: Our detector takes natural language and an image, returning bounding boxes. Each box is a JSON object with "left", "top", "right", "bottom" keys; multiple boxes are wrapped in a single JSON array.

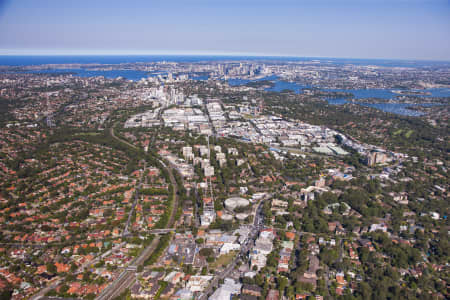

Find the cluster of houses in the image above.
[
  {"left": 0, "top": 140, "right": 172, "bottom": 299},
  {"left": 278, "top": 238, "right": 295, "bottom": 273}
]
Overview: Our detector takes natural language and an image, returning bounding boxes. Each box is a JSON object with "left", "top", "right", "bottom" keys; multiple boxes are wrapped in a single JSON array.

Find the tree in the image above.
[
  {"left": 70, "top": 262, "right": 77, "bottom": 272},
  {"left": 266, "top": 250, "right": 278, "bottom": 268},
  {"left": 59, "top": 284, "right": 69, "bottom": 294},
  {"left": 359, "top": 281, "right": 371, "bottom": 299},
  {"left": 199, "top": 248, "right": 214, "bottom": 258},
  {"left": 46, "top": 262, "right": 57, "bottom": 274},
  {"left": 82, "top": 271, "right": 91, "bottom": 282},
  {"left": 0, "top": 289, "right": 12, "bottom": 300},
  {"left": 201, "top": 267, "right": 208, "bottom": 275},
  {"left": 278, "top": 276, "right": 288, "bottom": 297}
]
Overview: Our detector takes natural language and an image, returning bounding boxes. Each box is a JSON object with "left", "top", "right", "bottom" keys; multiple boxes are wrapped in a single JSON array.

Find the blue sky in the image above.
[{"left": 0, "top": 0, "right": 449, "bottom": 60}]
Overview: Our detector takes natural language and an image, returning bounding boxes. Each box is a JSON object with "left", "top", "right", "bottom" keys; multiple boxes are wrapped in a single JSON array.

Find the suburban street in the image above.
[
  {"left": 123, "top": 160, "right": 146, "bottom": 237},
  {"left": 199, "top": 196, "right": 267, "bottom": 300},
  {"left": 95, "top": 127, "right": 180, "bottom": 300}
]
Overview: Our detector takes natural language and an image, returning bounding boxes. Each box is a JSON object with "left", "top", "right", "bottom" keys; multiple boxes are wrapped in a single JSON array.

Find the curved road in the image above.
[
  {"left": 96, "top": 126, "right": 179, "bottom": 300},
  {"left": 32, "top": 125, "right": 179, "bottom": 300}
]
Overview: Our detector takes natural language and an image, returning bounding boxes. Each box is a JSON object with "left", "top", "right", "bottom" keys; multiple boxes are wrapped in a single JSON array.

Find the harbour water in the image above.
[
  {"left": 324, "top": 88, "right": 450, "bottom": 99},
  {"left": 228, "top": 77, "right": 448, "bottom": 116},
  {"left": 24, "top": 68, "right": 150, "bottom": 81},
  {"left": 1, "top": 55, "right": 449, "bottom": 116}
]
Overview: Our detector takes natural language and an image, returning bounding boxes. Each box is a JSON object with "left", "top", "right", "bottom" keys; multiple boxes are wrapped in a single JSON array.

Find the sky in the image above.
[{"left": 0, "top": 0, "right": 449, "bottom": 60}]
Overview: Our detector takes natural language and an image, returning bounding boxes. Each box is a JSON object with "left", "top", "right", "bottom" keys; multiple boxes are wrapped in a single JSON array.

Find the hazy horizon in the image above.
[
  {"left": 0, "top": 0, "right": 449, "bottom": 61},
  {"left": 2, "top": 52, "right": 450, "bottom": 63}
]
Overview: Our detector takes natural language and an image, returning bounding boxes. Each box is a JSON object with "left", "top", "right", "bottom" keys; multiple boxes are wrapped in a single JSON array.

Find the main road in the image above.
[
  {"left": 198, "top": 197, "right": 267, "bottom": 300},
  {"left": 96, "top": 126, "right": 179, "bottom": 300},
  {"left": 96, "top": 237, "right": 160, "bottom": 300}
]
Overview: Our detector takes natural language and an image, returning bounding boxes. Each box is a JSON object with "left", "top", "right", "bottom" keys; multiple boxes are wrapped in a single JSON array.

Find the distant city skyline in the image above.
[{"left": 0, "top": 0, "right": 449, "bottom": 61}]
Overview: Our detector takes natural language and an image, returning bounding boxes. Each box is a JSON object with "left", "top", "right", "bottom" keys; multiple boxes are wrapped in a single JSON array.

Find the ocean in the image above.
[{"left": 0, "top": 55, "right": 449, "bottom": 68}]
